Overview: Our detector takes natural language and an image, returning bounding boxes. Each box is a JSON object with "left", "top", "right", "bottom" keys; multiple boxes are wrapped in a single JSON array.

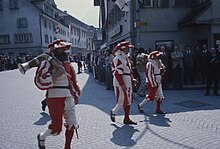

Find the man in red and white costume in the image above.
[
  {"left": 137, "top": 50, "right": 166, "bottom": 114},
  {"left": 110, "top": 41, "right": 137, "bottom": 125},
  {"left": 35, "top": 39, "right": 81, "bottom": 149}
]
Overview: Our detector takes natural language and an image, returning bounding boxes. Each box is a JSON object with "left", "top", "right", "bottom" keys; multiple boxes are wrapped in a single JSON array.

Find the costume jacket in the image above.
[
  {"left": 146, "top": 59, "right": 162, "bottom": 87},
  {"left": 111, "top": 51, "right": 134, "bottom": 105},
  {"left": 146, "top": 59, "right": 164, "bottom": 101},
  {"left": 34, "top": 60, "right": 80, "bottom": 99}
]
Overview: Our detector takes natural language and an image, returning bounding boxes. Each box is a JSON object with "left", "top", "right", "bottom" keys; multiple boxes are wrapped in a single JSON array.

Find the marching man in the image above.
[
  {"left": 137, "top": 51, "right": 166, "bottom": 114},
  {"left": 110, "top": 41, "right": 137, "bottom": 125},
  {"left": 35, "top": 39, "right": 81, "bottom": 149}
]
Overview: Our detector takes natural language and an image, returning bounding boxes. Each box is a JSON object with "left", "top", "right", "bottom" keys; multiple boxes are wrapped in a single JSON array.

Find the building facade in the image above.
[
  {"left": 97, "top": 0, "right": 220, "bottom": 51},
  {"left": 0, "top": 0, "right": 100, "bottom": 56}
]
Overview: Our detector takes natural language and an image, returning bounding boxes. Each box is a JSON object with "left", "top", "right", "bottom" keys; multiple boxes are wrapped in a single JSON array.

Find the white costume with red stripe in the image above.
[
  {"left": 138, "top": 51, "right": 166, "bottom": 114},
  {"left": 35, "top": 60, "right": 80, "bottom": 132},
  {"left": 146, "top": 59, "right": 164, "bottom": 101},
  {"left": 111, "top": 51, "right": 133, "bottom": 114},
  {"left": 35, "top": 60, "right": 80, "bottom": 99},
  {"left": 111, "top": 50, "right": 133, "bottom": 117}
]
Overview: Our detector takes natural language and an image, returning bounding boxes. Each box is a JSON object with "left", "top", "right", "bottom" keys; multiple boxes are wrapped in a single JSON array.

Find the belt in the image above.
[
  {"left": 154, "top": 74, "right": 161, "bottom": 76},
  {"left": 123, "top": 73, "right": 131, "bottom": 76},
  {"left": 51, "top": 86, "right": 70, "bottom": 89}
]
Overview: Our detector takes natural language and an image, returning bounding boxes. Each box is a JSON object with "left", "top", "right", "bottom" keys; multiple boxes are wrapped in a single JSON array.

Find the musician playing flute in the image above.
[{"left": 35, "top": 39, "right": 81, "bottom": 149}]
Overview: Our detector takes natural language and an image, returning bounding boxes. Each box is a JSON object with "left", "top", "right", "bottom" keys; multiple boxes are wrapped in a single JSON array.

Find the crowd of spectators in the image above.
[
  {"left": 1, "top": 43, "right": 219, "bottom": 96},
  {"left": 71, "top": 50, "right": 114, "bottom": 91},
  {"left": 81, "top": 44, "right": 220, "bottom": 96},
  {"left": 0, "top": 54, "right": 33, "bottom": 71}
]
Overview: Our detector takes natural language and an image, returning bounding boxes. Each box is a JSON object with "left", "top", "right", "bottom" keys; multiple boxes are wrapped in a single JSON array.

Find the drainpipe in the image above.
[
  {"left": 39, "top": 13, "right": 43, "bottom": 54},
  {"left": 135, "top": 0, "right": 141, "bottom": 48}
]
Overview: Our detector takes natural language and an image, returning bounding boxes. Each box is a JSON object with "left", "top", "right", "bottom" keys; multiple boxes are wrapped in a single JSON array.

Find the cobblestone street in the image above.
[{"left": 0, "top": 63, "right": 220, "bottom": 149}]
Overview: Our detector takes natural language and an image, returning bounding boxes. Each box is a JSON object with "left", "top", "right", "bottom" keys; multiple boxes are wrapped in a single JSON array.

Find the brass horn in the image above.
[{"left": 18, "top": 53, "right": 64, "bottom": 75}]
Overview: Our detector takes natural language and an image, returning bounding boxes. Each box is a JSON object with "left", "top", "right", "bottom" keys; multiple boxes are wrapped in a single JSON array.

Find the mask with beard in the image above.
[{"left": 53, "top": 51, "right": 68, "bottom": 62}]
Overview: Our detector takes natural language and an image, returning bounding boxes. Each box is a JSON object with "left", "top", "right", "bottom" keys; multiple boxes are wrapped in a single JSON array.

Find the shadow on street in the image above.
[
  {"left": 110, "top": 124, "right": 139, "bottom": 147},
  {"left": 79, "top": 72, "right": 220, "bottom": 116},
  {"left": 34, "top": 112, "right": 51, "bottom": 126}
]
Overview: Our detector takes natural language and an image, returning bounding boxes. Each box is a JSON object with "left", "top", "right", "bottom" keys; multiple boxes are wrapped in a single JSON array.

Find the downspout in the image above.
[
  {"left": 135, "top": 0, "right": 141, "bottom": 48},
  {"left": 39, "top": 13, "right": 43, "bottom": 54}
]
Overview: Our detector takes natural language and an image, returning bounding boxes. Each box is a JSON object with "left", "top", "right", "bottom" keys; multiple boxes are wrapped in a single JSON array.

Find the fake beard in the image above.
[{"left": 54, "top": 52, "right": 68, "bottom": 62}]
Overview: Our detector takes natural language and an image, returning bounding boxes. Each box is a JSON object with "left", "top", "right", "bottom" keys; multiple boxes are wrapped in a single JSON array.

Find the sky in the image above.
[{"left": 55, "top": 0, "right": 99, "bottom": 27}]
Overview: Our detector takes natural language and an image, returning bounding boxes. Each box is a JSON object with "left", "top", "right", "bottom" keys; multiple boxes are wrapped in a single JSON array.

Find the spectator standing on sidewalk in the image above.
[
  {"left": 171, "top": 45, "right": 184, "bottom": 89},
  {"left": 200, "top": 44, "right": 210, "bottom": 84},
  {"left": 35, "top": 39, "right": 81, "bottom": 149},
  {"left": 105, "top": 48, "right": 114, "bottom": 90},
  {"left": 130, "top": 47, "right": 140, "bottom": 93},
  {"left": 183, "top": 45, "right": 195, "bottom": 85},
  {"left": 159, "top": 45, "right": 170, "bottom": 89},
  {"left": 98, "top": 50, "right": 106, "bottom": 83},
  {"left": 194, "top": 45, "right": 202, "bottom": 82},
  {"left": 137, "top": 51, "right": 166, "bottom": 114},
  {"left": 77, "top": 56, "right": 82, "bottom": 74},
  {"left": 136, "top": 47, "right": 148, "bottom": 97},
  {"left": 205, "top": 47, "right": 219, "bottom": 96},
  {"left": 110, "top": 41, "right": 137, "bottom": 125}
]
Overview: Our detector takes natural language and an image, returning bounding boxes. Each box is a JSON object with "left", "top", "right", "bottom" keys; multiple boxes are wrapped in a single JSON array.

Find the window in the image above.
[
  {"left": 55, "top": 12, "right": 58, "bottom": 18},
  {"left": 155, "top": 40, "right": 174, "bottom": 51},
  {"left": 160, "top": 0, "right": 169, "bottom": 8},
  {"left": 9, "top": 0, "right": 19, "bottom": 10},
  {"left": 116, "top": 6, "right": 121, "bottom": 21},
  {"left": 49, "top": 22, "right": 51, "bottom": 30},
  {"left": 44, "top": 5, "right": 53, "bottom": 17},
  {"left": 0, "top": 0, "right": 3, "bottom": 11},
  {"left": 190, "top": 0, "right": 208, "bottom": 6},
  {"left": 14, "top": 33, "right": 33, "bottom": 43},
  {"left": 140, "top": 0, "right": 169, "bottom": 8},
  {"left": 0, "top": 35, "right": 10, "bottom": 44},
  {"left": 147, "top": 0, "right": 159, "bottom": 7},
  {"left": 45, "top": 35, "right": 49, "bottom": 43},
  {"left": 53, "top": 24, "right": 55, "bottom": 31},
  {"left": 74, "top": 28, "right": 76, "bottom": 35},
  {"left": 173, "top": 0, "right": 190, "bottom": 7},
  {"left": 50, "top": 36, "right": 52, "bottom": 43},
  {"left": 44, "top": 20, "right": 47, "bottom": 28},
  {"left": 17, "top": 18, "right": 28, "bottom": 28}
]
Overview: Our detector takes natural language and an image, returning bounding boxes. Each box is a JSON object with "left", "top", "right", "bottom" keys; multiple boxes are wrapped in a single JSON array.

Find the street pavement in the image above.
[{"left": 0, "top": 63, "right": 220, "bottom": 149}]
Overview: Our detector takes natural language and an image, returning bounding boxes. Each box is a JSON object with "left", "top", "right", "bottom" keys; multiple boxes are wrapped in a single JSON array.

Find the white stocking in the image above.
[
  {"left": 40, "top": 129, "right": 52, "bottom": 140},
  {"left": 112, "top": 104, "right": 122, "bottom": 114},
  {"left": 139, "top": 98, "right": 147, "bottom": 107}
]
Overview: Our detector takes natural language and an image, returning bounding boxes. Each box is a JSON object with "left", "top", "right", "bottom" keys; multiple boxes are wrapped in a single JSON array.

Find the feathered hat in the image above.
[
  {"left": 148, "top": 51, "right": 162, "bottom": 59},
  {"left": 48, "top": 39, "right": 71, "bottom": 53},
  {"left": 112, "top": 41, "right": 134, "bottom": 55}
]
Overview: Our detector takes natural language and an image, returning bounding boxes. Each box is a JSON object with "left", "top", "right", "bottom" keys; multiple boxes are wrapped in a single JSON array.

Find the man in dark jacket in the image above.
[{"left": 205, "top": 47, "right": 219, "bottom": 96}]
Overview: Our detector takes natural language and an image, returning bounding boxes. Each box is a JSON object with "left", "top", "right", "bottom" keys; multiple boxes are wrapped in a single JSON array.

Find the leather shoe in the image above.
[
  {"left": 156, "top": 110, "right": 166, "bottom": 114},
  {"left": 110, "top": 110, "right": 115, "bottom": 122},
  {"left": 137, "top": 93, "right": 145, "bottom": 97},
  {"left": 37, "top": 134, "right": 45, "bottom": 149},
  {"left": 41, "top": 99, "right": 47, "bottom": 111},
  {"left": 123, "top": 119, "right": 137, "bottom": 125},
  {"left": 137, "top": 104, "right": 144, "bottom": 113},
  {"left": 205, "top": 92, "right": 209, "bottom": 96},
  {"left": 214, "top": 93, "right": 219, "bottom": 96}
]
